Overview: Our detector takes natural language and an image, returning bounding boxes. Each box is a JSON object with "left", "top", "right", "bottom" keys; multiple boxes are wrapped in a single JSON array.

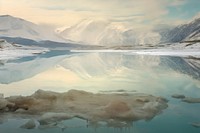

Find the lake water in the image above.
[{"left": 0, "top": 50, "right": 200, "bottom": 133}]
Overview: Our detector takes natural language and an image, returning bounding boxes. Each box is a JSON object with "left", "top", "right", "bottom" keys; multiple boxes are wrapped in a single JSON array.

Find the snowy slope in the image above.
[
  {"left": 60, "top": 19, "right": 161, "bottom": 46},
  {"left": 0, "top": 15, "right": 65, "bottom": 42},
  {"left": 60, "top": 19, "right": 110, "bottom": 45},
  {"left": 122, "top": 29, "right": 161, "bottom": 45},
  {"left": 161, "top": 17, "right": 200, "bottom": 43}
]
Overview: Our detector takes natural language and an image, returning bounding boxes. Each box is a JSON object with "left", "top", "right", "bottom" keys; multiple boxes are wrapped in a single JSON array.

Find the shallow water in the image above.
[{"left": 0, "top": 50, "right": 200, "bottom": 133}]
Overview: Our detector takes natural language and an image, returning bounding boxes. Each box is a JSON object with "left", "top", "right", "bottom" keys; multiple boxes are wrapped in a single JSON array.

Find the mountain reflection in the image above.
[
  {"left": 160, "top": 56, "right": 200, "bottom": 80},
  {"left": 0, "top": 51, "right": 200, "bottom": 85}
]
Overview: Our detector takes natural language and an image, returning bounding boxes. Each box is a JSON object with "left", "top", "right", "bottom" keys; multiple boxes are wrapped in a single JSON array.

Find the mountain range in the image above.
[
  {"left": 0, "top": 15, "right": 200, "bottom": 46},
  {"left": 160, "top": 17, "right": 200, "bottom": 43},
  {"left": 60, "top": 19, "right": 161, "bottom": 46},
  {"left": 0, "top": 15, "right": 65, "bottom": 43}
]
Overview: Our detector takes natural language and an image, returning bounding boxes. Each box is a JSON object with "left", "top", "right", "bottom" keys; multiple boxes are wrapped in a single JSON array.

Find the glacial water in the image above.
[{"left": 0, "top": 50, "right": 200, "bottom": 133}]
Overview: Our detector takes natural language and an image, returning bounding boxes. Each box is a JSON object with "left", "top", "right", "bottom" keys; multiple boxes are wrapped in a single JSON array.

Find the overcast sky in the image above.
[{"left": 0, "top": 0, "right": 200, "bottom": 28}]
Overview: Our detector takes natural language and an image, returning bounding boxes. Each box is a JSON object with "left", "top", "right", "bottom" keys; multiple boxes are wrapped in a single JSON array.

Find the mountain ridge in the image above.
[
  {"left": 160, "top": 17, "right": 200, "bottom": 43},
  {"left": 0, "top": 15, "right": 200, "bottom": 46}
]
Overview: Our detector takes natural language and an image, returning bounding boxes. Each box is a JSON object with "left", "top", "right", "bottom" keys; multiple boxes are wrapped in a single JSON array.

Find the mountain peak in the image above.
[
  {"left": 0, "top": 15, "right": 13, "bottom": 18},
  {"left": 0, "top": 15, "right": 28, "bottom": 24}
]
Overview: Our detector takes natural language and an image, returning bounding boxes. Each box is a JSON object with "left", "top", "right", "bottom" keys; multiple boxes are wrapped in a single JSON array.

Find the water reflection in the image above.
[
  {"left": 0, "top": 50, "right": 72, "bottom": 84},
  {"left": 0, "top": 52, "right": 200, "bottom": 96},
  {"left": 160, "top": 56, "right": 200, "bottom": 80},
  {"left": 0, "top": 51, "right": 200, "bottom": 133}
]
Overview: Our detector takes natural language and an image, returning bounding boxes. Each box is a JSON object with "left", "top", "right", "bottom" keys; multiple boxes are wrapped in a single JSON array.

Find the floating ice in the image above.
[
  {"left": 172, "top": 94, "right": 200, "bottom": 103},
  {"left": 171, "top": 94, "right": 186, "bottom": 99},
  {"left": 20, "top": 119, "right": 36, "bottom": 129},
  {"left": 182, "top": 97, "right": 200, "bottom": 103},
  {"left": 0, "top": 90, "right": 168, "bottom": 128},
  {"left": 191, "top": 122, "right": 200, "bottom": 128}
]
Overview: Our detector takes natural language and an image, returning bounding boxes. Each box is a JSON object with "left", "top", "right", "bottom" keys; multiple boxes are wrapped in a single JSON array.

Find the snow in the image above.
[
  {"left": 1, "top": 15, "right": 200, "bottom": 47},
  {"left": 71, "top": 48, "right": 200, "bottom": 57},
  {"left": 0, "top": 39, "right": 13, "bottom": 48},
  {"left": 69, "top": 41, "right": 200, "bottom": 57},
  {"left": 161, "top": 17, "right": 200, "bottom": 43},
  {"left": 0, "top": 48, "right": 48, "bottom": 60},
  {"left": 60, "top": 19, "right": 110, "bottom": 45},
  {"left": 0, "top": 39, "right": 49, "bottom": 60},
  {"left": 60, "top": 19, "right": 160, "bottom": 46}
]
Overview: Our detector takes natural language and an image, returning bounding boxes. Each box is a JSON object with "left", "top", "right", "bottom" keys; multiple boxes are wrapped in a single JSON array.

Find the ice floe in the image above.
[
  {"left": 0, "top": 89, "right": 168, "bottom": 128},
  {"left": 191, "top": 122, "right": 200, "bottom": 128},
  {"left": 172, "top": 94, "right": 200, "bottom": 103}
]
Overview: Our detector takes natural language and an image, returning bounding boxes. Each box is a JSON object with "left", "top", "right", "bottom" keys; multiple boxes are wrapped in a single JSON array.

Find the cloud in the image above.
[
  {"left": 0, "top": 0, "right": 192, "bottom": 28},
  {"left": 39, "top": 6, "right": 67, "bottom": 11},
  {"left": 169, "top": 0, "right": 187, "bottom": 6},
  {"left": 28, "top": 0, "right": 171, "bottom": 23}
]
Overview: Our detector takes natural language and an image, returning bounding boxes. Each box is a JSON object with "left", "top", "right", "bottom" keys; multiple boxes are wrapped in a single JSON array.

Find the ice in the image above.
[
  {"left": 172, "top": 94, "right": 200, "bottom": 103},
  {"left": 182, "top": 97, "right": 200, "bottom": 103},
  {"left": 171, "top": 94, "right": 186, "bottom": 99},
  {"left": 191, "top": 122, "right": 200, "bottom": 128},
  {"left": 39, "top": 113, "right": 73, "bottom": 125},
  {"left": 0, "top": 89, "right": 168, "bottom": 128},
  {"left": 20, "top": 119, "right": 36, "bottom": 129}
]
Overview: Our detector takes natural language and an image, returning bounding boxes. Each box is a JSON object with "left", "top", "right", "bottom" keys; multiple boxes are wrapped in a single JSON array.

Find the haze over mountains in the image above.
[
  {"left": 60, "top": 19, "right": 161, "bottom": 46},
  {"left": 0, "top": 15, "right": 200, "bottom": 46}
]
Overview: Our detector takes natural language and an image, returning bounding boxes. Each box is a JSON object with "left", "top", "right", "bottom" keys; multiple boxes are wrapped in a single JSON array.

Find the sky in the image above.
[{"left": 0, "top": 0, "right": 200, "bottom": 28}]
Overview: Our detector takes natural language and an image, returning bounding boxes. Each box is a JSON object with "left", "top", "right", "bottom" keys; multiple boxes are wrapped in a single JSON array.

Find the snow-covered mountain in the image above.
[
  {"left": 60, "top": 19, "right": 110, "bottom": 45},
  {"left": 60, "top": 19, "right": 161, "bottom": 46},
  {"left": 0, "top": 15, "right": 65, "bottom": 42},
  {"left": 160, "top": 17, "right": 200, "bottom": 43},
  {"left": 60, "top": 17, "right": 200, "bottom": 46},
  {"left": 1, "top": 15, "right": 200, "bottom": 47}
]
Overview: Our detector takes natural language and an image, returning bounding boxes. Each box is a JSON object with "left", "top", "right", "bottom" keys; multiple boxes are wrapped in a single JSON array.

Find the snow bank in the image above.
[
  {"left": 71, "top": 48, "right": 200, "bottom": 57},
  {"left": 0, "top": 40, "right": 49, "bottom": 60}
]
